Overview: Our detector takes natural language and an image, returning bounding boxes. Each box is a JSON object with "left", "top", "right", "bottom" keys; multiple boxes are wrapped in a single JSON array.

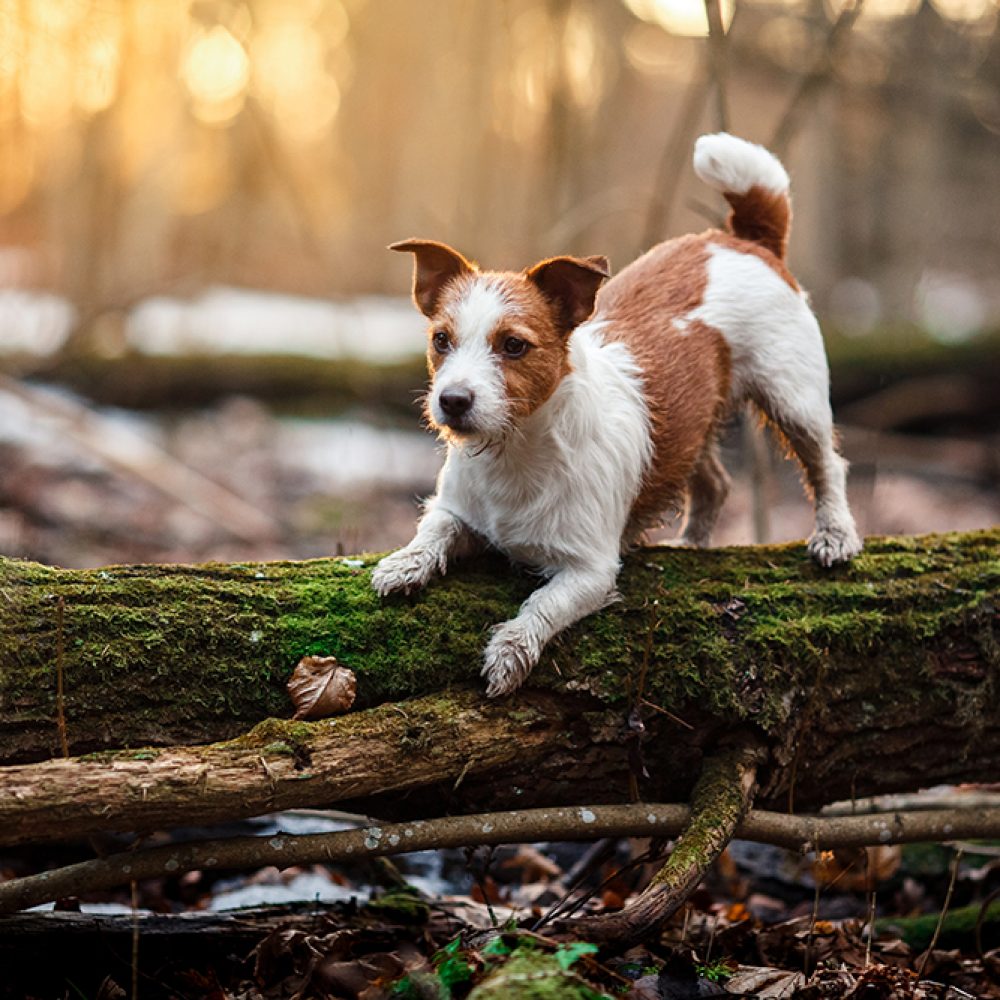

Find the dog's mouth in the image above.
[
  {"left": 440, "top": 414, "right": 477, "bottom": 435},
  {"left": 436, "top": 415, "right": 508, "bottom": 454}
]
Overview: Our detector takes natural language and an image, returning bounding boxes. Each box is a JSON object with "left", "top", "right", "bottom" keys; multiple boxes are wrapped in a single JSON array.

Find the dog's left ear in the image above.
[{"left": 525, "top": 255, "right": 610, "bottom": 333}]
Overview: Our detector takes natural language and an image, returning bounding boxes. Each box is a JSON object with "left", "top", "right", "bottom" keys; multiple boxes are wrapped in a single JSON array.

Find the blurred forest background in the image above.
[{"left": 0, "top": 0, "right": 997, "bottom": 569}]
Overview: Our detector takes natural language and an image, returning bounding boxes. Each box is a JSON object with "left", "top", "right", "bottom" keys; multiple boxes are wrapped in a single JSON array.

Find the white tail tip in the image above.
[{"left": 693, "top": 133, "right": 789, "bottom": 197}]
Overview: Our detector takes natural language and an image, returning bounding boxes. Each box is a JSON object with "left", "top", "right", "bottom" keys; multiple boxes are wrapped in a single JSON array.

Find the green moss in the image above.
[
  {"left": 468, "top": 951, "right": 610, "bottom": 999},
  {"left": 78, "top": 748, "right": 162, "bottom": 762},
  {"left": 877, "top": 899, "right": 1000, "bottom": 950},
  {"left": 365, "top": 887, "right": 430, "bottom": 924},
  {"left": 1, "top": 529, "right": 997, "bottom": 759}
]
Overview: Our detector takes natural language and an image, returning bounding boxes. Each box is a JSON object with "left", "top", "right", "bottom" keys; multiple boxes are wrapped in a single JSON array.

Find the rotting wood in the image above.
[{"left": 0, "top": 690, "right": 599, "bottom": 847}]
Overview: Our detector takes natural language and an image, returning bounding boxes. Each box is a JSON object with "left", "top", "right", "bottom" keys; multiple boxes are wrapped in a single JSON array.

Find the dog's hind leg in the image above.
[
  {"left": 751, "top": 387, "right": 862, "bottom": 567},
  {"left": 678, "top": 437, "right": 730, "bottom": 548}
]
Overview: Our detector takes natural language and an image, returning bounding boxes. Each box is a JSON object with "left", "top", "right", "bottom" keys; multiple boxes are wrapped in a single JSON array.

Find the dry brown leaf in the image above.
[
  {"left": 288, "top": 655, "right": 357, "bottom": 719},
  {"left": 723, "top": 966, "right": 806, "bottom": 997}
]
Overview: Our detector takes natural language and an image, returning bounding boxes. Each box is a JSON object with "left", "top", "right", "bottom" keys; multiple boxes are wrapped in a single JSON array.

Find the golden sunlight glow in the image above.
[
  {"left": 181, "top": 25, "right": 250, "bottom": 125},
  {"left": 0, "top": 140, "right": 36, "bottom": 213},
  {"left": 77, "top": 33, "right": 121, "bottom": 115},
  {"left": 826, "top": 0, "right": 919, "bottom": 18},
  {"left": 496, "top": 7, "right": 553, "bottom": 142},
  {"left": 931, "top": 0, "right": 997, "bottom": 21},
  {"left": 624, "top": 0, "right": 735, "bottom": 38},
  {"left": 116, "top": 78, "right": 183, "bottom": 182},
  {"left": 624, "top": 22, "right": 691, "bottom": 77},
  {"left": 21, "top": 28, "right": 74, "bottom": 126},
  {"left": 563, "top": 8, "right": 605, "bottom": 109},
  {"left": 0, "top": 9, "right": 19, "bottom": 86},
  {"left": 171, "top": 130, "right": 232, "bottom": 215},
  {"left": 30, "top": 0, "right": 86, "bottom": 34},
  {"left": 251, "top": 18, "right": 342, "bottom": 140}
]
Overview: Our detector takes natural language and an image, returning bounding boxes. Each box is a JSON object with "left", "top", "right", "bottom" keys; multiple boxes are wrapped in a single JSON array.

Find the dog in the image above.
[{"left": 372, "top": 132, "right": 862, "bottom": 697}]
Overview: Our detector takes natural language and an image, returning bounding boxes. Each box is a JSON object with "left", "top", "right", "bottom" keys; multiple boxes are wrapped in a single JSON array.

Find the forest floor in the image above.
[{"left": 4, "top": 806, "right": 1000, "bottom": 999}]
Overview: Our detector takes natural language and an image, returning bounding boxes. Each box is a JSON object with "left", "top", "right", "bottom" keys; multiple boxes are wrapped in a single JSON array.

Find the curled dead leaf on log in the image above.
[{"left": 288, "top": 655, "right": 357, "bottom": 720}]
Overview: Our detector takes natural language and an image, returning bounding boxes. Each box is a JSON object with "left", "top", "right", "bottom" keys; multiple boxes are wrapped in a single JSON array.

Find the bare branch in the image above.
[
  {"left": 565, "top": 740, "right": 765, "bottom": 942},
  {"left": 3, "top": 802, "right": 1000, "bottom": 916},
  {"left": 704, "top": 0, "right": 731, "bottom": 132},
  {"left": 769, "top": 0, "right": 866, "bottom": 157}
]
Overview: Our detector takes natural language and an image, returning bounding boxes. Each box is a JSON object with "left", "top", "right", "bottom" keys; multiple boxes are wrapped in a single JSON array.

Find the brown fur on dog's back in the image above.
[{"left": 597, "top": 233, "right": 733, "bottom": 535}]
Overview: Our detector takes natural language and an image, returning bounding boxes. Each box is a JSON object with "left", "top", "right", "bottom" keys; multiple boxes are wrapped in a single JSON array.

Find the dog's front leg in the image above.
[
  {"left": 371, "top": 504, "right": 474, "bottom": 596},
  {"left": 482, "top": 560, "right": 619, "bottom": 698}
]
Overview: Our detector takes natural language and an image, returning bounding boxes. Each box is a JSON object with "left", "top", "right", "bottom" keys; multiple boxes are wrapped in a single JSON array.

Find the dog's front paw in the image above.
[
  {"left": 371, "top": 545, "right": 442, "bottom": 596},
  {"left": 481, "top": 621, "right": 541, "bottom": 698},
  {"left": 808, "top": 520, "right": 863, "bottom": 567}
]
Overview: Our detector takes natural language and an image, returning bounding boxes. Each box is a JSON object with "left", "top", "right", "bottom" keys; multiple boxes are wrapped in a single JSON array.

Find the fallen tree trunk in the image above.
[
  {"left": 7, "top": 329, "right": 1000, "bottom": 420},
  {"left": 7, "top": 351, "right": 425, "bottom": 416},
  {"left": 0, "top": 530, "right": 996, "bottom": 846}
]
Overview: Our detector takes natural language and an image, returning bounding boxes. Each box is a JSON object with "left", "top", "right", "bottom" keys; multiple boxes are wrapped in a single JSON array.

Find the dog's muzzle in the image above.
[{"left": 437, "top": 387, "right": 476, "bottom": 432}]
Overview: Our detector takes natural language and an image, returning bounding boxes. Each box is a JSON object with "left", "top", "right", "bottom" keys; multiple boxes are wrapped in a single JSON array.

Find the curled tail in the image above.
[{"left": 693, "top": 133, "right": 791, "bottom": 261}]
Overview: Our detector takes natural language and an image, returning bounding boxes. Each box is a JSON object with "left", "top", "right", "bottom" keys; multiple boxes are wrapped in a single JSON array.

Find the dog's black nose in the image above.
[{"left": 439, "top": 389, "right": 474, "bottom": 418}]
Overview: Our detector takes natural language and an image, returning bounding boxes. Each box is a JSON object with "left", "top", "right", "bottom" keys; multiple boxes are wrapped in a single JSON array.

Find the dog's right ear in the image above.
[{"left": 389, "top": 239, "right": 475, "bottom": 318}]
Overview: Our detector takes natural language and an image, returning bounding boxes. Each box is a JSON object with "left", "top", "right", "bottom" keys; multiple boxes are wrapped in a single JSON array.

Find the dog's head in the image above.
[{"left": 391, "top": 239, "right": 609, "bottom": 444}]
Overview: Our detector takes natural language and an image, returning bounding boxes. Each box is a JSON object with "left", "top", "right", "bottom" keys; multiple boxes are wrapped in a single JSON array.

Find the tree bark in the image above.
[{"left": 0, "top": 530, "right": 997, "bottom": 843}]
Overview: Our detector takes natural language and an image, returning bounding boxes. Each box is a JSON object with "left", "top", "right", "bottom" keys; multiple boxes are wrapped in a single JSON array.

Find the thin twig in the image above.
[
  {"left": 703, "top": 0, "right": 731, "bottom": 132},
  {"left": 805, "top": 837, "right": 822, "bottom": 976},
  {"left": 130, "top": 878, "right": 140, "bottom": 1000},
  {"left": 534, "top": 844, "right": 666, "bottom": 931},
  {"left": 640, "top": 67, "right": 713, "bottom": 253},
  {"left": 769, "top": 0, "right": 866, "bottom": 157},
  {"left": 3, "top": 804, "right": 1000, "bottom": 916},
  {"left": 864, "top": 888, "right": 876, "bottom": 968},
  {"left": 917, "top": 847, "right": 964, "bottom": 979},
  {"left": 55, "top": 597, "right": 69, "bottom": 759},
  {"left": 639, "top": 698, "right": 694, "bottom": 731},
  {"left": 974, "top": 884, "right": 1000, "bottom": 959}
]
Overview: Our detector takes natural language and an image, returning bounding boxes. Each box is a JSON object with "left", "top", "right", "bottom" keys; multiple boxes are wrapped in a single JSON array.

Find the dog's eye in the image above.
[
  {"left": 502, "top": 336, "right": 528, "bottom": 358},
  {"left": 432, "top": 330, "right": 451, "bottom": 354}
]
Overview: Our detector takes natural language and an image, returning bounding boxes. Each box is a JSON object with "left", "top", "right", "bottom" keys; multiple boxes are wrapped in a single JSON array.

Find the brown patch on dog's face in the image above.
[
  {"left": 402, "top": 249, "right": 609, "bottom": 438},
  {"left": 489, "top": 279, "right": 572, "bottom": 422},
  {"left": 423, "top": 269, "right": 587, "bottom": 430}
]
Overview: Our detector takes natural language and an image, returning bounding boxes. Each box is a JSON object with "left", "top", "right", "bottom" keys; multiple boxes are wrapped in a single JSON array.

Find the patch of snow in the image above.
[{"left": 127, "top": 289, "right": 425, "bottom": 362}]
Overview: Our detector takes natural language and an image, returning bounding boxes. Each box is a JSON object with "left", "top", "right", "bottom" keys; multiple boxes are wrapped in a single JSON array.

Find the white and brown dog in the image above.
[{"left": 373, "top": 133, "right": 862, "bottom": 697}]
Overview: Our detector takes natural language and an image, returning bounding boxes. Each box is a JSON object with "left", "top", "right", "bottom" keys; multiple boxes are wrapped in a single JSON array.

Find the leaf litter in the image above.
[{"left": 5, "top": 826, "right": 999, "bottom": 999}]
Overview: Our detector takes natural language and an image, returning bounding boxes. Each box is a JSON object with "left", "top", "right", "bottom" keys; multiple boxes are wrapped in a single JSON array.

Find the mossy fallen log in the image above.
[
  {"left": 0, "top": 530, "right": 997, "bottom": 839},
  {"left": 7, "top": 329, "right": 1000, "bottom": 420},
  {"left": 8, "top": 351, "right": 425, "bottom": 416}
]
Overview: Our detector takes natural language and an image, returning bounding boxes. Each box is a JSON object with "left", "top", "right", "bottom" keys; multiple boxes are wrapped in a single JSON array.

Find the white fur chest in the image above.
[{"left": 434, "top": 324, "right": 653, "bottom": 574}]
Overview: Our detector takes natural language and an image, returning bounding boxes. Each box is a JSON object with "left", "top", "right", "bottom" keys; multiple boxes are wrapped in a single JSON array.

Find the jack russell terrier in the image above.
[{"left": 373, "top": 132, "right": 862, "bottom": 697}]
